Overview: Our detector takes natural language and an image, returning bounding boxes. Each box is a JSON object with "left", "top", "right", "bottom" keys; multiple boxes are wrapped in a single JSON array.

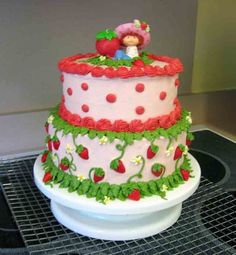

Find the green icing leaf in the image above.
[{"left": 96, "top": 29, "right": 117, "bottom": 40}]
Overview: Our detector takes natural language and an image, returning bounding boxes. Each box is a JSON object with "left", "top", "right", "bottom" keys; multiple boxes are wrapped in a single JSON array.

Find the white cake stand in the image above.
[{"left": 34, "top": 153, "right": 201, "bottom": 240}]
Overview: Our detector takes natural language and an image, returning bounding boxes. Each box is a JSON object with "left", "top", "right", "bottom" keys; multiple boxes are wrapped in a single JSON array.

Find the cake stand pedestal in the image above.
[{"left": 34, "top": 153, "right": 201, "bottom": 241}]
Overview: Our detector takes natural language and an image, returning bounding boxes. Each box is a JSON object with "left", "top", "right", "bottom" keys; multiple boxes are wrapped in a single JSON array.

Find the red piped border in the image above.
[
  {"left": 58, "top": 53, "right": 184, "bottom": 79},
  {"left": 58, "top": 99, "right": 181, "bottom": 132}
]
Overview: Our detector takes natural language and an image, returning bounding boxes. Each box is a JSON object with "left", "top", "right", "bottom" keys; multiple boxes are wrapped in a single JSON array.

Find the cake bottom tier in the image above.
[{"left": 41, "top": 108, "right": 193, "bottom": 202}]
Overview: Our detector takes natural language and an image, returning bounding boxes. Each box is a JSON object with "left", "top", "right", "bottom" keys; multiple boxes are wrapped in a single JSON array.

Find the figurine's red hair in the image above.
[{"left": 120, "top": 32, "right": 144, "bottom": 47}]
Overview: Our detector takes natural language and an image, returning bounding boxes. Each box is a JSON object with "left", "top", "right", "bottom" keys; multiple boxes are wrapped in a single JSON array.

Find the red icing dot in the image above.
[
  {"left": 67, "top": 87, "right": 73, "bottom": 96},
  {"left": 175, "top": 79, "right": 180, "bottom": 87},
  {"left": 81, "top": 104, "right": 89, "bottom": 112},
  {"left": 159, "top": 91, "right": 167, "bottom": 100},
  {"left": 81, "top": 82, "right": 89, "bottom": 91},
  {"left": 135, "top": 83, "right": 145, "bottom": 93},
  {"left": 60, "top": 74, "right": 64, "bottom": 83},
  {"left": 106, "top": 93, "right": 117, "bottom": 103},
  {"left": 136, "top": 106, "right": 145, "bottom": 115}
]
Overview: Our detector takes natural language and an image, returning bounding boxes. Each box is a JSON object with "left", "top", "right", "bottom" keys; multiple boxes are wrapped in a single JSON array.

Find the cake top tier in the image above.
[{"left": 58, "top": 19, "right": 183, "bottom": 78}]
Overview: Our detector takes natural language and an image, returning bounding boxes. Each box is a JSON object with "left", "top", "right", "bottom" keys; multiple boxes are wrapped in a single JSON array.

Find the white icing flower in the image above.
[
  {"left": 47, "top": 115, "right": 54, "bottom": 124},
  {"left": 160, "top": 136, "right": 165, "bottom": 140},
  {"left": 78, "top": 175, "right": 85, "bottom": 181},
  {"left": 146, "top": 25, "right": 150, "bottom": 32},
  {"left": 161, "top": 184, "right": 168, "bottom": 193},
  {"left": 134, "top": 19, "right": 141, "bottom": 28},
  {"left": 65, "top": 143, "right": 75, "bottom": 154},
  {"left": 51, "top": 153, "right": 57, "bottom": 162},
  {"left": 165, "top": 146, "right": 174, "bottom": 157},
  {"left": 99, "top": 136, "right": 108, "bottom": 145},
  {"left": 103, "top": 196, "right": 111, "bottom": 205},
  {"left": 186, "top": 113, "right": 192, "bottom": 124},
  {"left": 183, "top": 145, "right": 189, "bottom": 155},
  {"left": 131, "top": 156, "right": 143, "bottom": 165},
  {"left": 99, "top": 55, "right": 106, "bottom": 61}
]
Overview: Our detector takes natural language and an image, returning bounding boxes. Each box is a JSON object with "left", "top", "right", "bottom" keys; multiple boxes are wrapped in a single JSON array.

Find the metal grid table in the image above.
[{"left": 0, "top": 155, "right": 235, "bottom": 255}]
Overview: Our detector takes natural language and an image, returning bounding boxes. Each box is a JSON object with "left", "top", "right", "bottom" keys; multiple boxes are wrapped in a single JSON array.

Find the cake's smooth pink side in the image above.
[
  {"left": 63, "top": 73, "right": 178, "bottom": 122},
  {"left": 48, "top": 124, "right": 186, "bottom": 185}
]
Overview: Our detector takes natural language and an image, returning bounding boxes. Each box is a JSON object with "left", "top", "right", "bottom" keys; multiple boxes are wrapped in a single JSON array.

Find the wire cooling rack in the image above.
[{"left": 0, "top": 154, "right": 235, "bottom": 255}]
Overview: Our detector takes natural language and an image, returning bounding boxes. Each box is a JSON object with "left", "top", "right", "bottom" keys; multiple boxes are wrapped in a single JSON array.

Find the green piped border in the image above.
[
  {"left": 49, "top": 107, "right": 191, "bottom": 145},
  {"left": 43, "top": 152, "right": 192, "bottom": 203}
]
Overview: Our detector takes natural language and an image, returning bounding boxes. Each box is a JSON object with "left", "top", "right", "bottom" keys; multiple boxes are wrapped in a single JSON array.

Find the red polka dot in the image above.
[
  {"left": 173, "top": 97, "right": 178, "bottom": 105},
  {"left": 67, "top": 87, "right": 73, "bottom": 96},
  {"left": 106, "top": 94, "right": 117, "bottom": 103},
  {"left": 81, "top": 82, "right": 89, "bottom": 91},
  {"left": 81, "top": 104, "right": 89, "bottom": 112},
  {"left": 135, "top": 83, "right": 145, "bottom": 93},
  {"left": 159, "top": 91, "right": 167, "bottom": 100},
  {"left": 175, "top": 79, "right": 180, "bottom": 87},
  {"left": 136, "top": 106, "right": 145, "bottom": 115},
  {"left": 60, "top": 74, "right": 64, "bottom": 82}
]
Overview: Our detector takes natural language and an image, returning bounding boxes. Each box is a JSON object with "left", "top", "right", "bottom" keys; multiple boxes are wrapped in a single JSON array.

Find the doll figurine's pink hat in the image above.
[{"left": 115, "top": 19, "right": 151, "bottom": 49}]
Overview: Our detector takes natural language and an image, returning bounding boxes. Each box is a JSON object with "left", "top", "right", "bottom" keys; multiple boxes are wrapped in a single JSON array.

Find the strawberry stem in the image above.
[
  {"left": 166, "top": 137, "right": 173, "bottom": 150},
  {"left": 127, "top": 155, "right": 145, "bottom": 183}
]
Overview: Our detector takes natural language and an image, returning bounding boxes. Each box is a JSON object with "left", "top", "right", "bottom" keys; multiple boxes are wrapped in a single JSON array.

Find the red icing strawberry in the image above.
[
  {"left": 128, "top": 189, "right": 140, "bottom": 201},
  {"left": 133, "top": 59, "right": 145, "bottom": 67},
  {"left": 96, "top": 29, "right": 120, "bottom": 57},
  {"left": 43, "top": 172, "right": 53, "bottom": 183},
  {"left": 76, "top": 145, "right": 89, "bottom": 160},
  {"left": 93, "top": 168, "right": 105, "bottom": 183},
  {"left": 52, "top": 136, "right": 60, "bottom": 150},
  {"left": 41, "top": 151, "right": 49, "bottom": 163},
  {"left": 59, "top": 157, "right": 70, "bottom": 171},
  {"left": 110, "top": 159, "right": 126, "bottom": 173},
  {"left": 44, "top": 123, "right": 49, "bottom": 133},
  {"left": 186, "top": 132, "right": 194, "bottom": 146},
  {"left": 141, "top": 22, "right": 148, "bottom": 30},
  {"left": 173, "top": 145, "right": 185, "bottom": 160},
  {"left": 180, "top": 169, "right": 190, "bottom": 181},
  {"left": 147, "top": 144, "right": 159, "bottom": 159},
  {"left": 47, "top": 139, "right": 52, "bottom": 152},
  {"left": 151, "top": 163, "right": 165, "bottom": 177}
]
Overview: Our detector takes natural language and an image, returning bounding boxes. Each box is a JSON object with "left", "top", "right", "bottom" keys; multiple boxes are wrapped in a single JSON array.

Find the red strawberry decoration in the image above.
[
  {"left": 151, "top": 163, "right": 165, "bottom": 177},
  {"left": 93, "top": 168, "right": 105, "bottom": 183},
  {"left": 43, "top": 172, "right": 53, "bottom": 183},
  {"left": 186, "top": 132, "right": 194, "bottom": 147},
  {"left": 52, "top": 136, "right": 60, "bottom": 150},
  {"left": 41, "top": 151, "right": 49, "bottom": 163},
  {"left": 96, "top": 29, "right": 120, "bottom": 57},
  {"left": 110, "top": 159, "right": 126, "bottom": 173},
  {"left": 147, "top": 144, "right": 159, "bottom": 159},
  {"left": 133, "top": 59, "right": 145, "bottom": 67},
  {"left": 173, "top": 145, "right": 185, "bottom": 160},
  {"left": 128, "top": 189, "right": 140, "bottom": 201},
  {"left": 141, "top": 22, "right": 148, "bottom": 30},
  {"left": 76, "top": 145, "right": 89, "bottom": 160},
  {"left": 180, "top": 169, "right": 190, "bottom": 181},
  {"left": 47, "top": 139, "right": 52, "bottom": 152},
  {"left": 44, "top": 123, "right": 49, "bottom": 133},
  {"left": 59, "top": 157, "right": 70, "bottom": 171}
]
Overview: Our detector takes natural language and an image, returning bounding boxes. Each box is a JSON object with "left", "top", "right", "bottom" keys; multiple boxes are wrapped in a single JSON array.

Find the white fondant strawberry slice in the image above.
[
  {"left": 110, "top": 159, "right": 126, "bottom": 173},
  {"left": 147, "top": 144, "right": 159, "bottom": 159},
  {"left": 151, "top": 163, "right": 165, "bottom": 177},
  {"left": 76, "top": 145, "right": 89, "bottom": 160},
  {"left": 93, "top": 168, "right": 105, "bottom": 183}
]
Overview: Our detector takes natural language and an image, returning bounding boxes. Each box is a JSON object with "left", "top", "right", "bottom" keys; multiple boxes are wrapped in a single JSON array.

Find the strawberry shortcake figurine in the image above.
[{"left": 114, "top": 19, "right": 151, "bottom": 59}]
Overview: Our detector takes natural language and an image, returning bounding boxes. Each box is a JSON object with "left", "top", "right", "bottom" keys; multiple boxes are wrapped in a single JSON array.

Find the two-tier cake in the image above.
[{"left": 40, "top": 20, "right": 194, "bottom": 204}]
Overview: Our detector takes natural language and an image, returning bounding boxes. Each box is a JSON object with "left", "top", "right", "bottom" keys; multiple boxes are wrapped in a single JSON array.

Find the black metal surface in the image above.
[{"left": 0, "top": 130, "right": 235, "bottom": 254}]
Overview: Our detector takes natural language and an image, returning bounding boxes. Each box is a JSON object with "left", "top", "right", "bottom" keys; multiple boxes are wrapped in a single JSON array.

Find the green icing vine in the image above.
[
  {"left": 49, "top": 106, "right": 191, "bottom": 145},
  {"left": 127, "top": 156, "right": 145, "bottom": 182},
  {"left": 82, "top": 52, "right": 154, "bottom": 67},
  {"left": 43, "top": 152, "right": 191, "bottom": 203},
  {"left": 110, "top": 141, "right": 127, "bottom": 172}
]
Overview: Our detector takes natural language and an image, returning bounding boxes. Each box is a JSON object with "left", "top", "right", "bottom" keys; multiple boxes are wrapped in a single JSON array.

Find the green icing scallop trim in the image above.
[
  {"left": 49, "top": 106, "right": 191, "bottom": 145},
  {"left": 83, "top": 52, "right": 154, "bottom": 67},
  {"left": 42, "top": 152, "right": 192, "bottom": 203}
]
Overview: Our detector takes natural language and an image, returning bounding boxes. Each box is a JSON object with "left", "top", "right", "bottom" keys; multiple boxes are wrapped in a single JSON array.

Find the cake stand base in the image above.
[{"left": 34, "top": 153, "right": 200, "bottom": 240}]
